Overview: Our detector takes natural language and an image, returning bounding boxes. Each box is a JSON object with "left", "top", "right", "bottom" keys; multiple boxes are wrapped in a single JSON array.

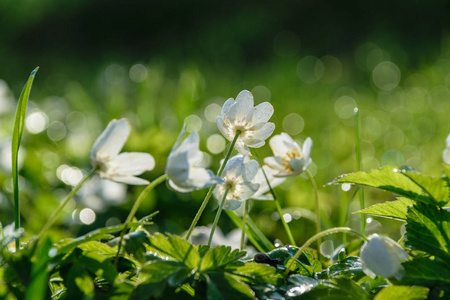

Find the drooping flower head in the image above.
[
  {"left": 90, "top": 118, "right": 155, "bottom": 185},
  {"left": 264, "top": 133, "right": 312, "bottom": 177},
  {"left": 216, "top": 90, "right": 275, "bottom": 156},
  {"left": 360, "top": 234, "right": 409, "bottom": 280},
  {"left": 166, "top": 126, "right": 222, "bottom": 192},
  {"left": 214, "top": 155, "right": 260, "bottom": 211},
  {"left": 443, "top": 134, "right": 450, "bottom": 165}
]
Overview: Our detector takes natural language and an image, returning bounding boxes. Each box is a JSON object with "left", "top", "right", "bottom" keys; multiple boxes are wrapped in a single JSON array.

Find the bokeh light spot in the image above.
[
  {"left": 207, "top": 134, "right": 226, "bottom": 154},
  {"left": 282, "top": 113, "right": 304, "bottom": 135},
  {"left": 372, "top": 61, "right": 401, "bottom": 91},
  {"left": 79, "top": 208, "right": 96, "bottom": 225},
  {"left": 129, "top": 64, "right": 148, "bottom": 83}
]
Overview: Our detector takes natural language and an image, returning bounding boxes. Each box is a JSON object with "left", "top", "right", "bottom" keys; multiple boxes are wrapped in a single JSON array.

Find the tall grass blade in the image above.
[{"left": 12, "top": 67, "right": 39, "bottom": 248}]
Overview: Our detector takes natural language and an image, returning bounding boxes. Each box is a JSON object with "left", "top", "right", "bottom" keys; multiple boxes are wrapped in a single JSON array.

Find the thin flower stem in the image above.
[
  {"left": 305, "top": 169, "right": 320, "bottom": 255},
  {"left": 114, "top": 174, "right": 168, "bottom": 266},
  {"left": 254, "top": 150, "right": 296, "bottom": 246},
  {"left": 208, "top": 186, "right": 230, "bottom": 247},
  {"left": 354, "top": 108, "right": 366, "bottom": 234},
  {"left": 240, "top": 200, "right": 249, "bottom": 251},
  {"left": 37, "top": 168, "right": 97, "bottom": 241},
  {"left": 185, "top": 130, "right": 241, "bottom": 241},
  {"left": 283, "top": 227, "right": 368, "bottom": 279}
]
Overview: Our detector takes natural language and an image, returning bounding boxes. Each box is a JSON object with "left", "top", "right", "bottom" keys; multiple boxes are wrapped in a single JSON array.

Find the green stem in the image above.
[
  {"left": 254, "top": 150, "right": 296, "bottom": 246},
  {"left": 240, "top": 200, "right": 249, "bottom": 251},
  {"left": 208, "top": 186, "right": 230, "bottom": 247},
  {"left": 354, "top": 108, "right": 365, "bottom": 234},
  {"left": 37, "top": 168, "right": 97, "bottom": 241},
  {"left": 114, "top": 174, "right": 167, "bottom": 266},
  {"left": 283, "top": 227, "right": 368, "bottom": 279},
  {"left": 305, "top": 169, "right": 320, "bottom": 254},
  {"left": 185, "top": 130, "right": 241, "bottom": 240}
]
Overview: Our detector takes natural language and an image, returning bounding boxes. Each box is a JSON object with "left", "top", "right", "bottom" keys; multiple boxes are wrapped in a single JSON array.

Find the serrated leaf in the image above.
[
  {"left": 355, "top": 198, "right": 415, "bottom": 221},
  {"left": 286, "top": 275, "right": 319, "bottom": 297},
  {"left": 149, "top": 233, "right": 200, "bottom": 269},
  {"left": 140, "top": 260, "right": 185, "bottom": 283},
  {"left": 200, "top": 246, "right": 246, "bottom": 272},
  {"left": 327, "top": 256, "right": 364, "bottom": 280},
  {"left": 225, "top": 262, "right": 277, "bottom": 284},
  {"left": 405, "top": 204, "right": 450, "bottom": 260},
  {"left": 331, "top": 166, "right": 434, "bottom": 205},
  {"left": 374, "top": 285, "right": 429, "bottom": 300},
  {"left": 206, "top": 272, "right": 255, "bottom": 300},
  {"left": 402, "top": 171, "right": 449, "bottom": 206},
  {"left": 400, "top": 257, "right": 450, "bottom": 287}
]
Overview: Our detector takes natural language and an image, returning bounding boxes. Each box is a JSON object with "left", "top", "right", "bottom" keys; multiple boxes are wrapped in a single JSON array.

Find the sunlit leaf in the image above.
[
  {"left": 200, "top": 246, "right": 245, "bottom": 272},
  {"left": 149, "top": 233, "right": 200, "bottom": 269},
  {"left": 331, "top": 166, "right": 434, "bottom": 205},
  {"left": 405, "top": 204, "right": 450, "bottom": 260},
  {"left": 354, "top": 197, "right": 415, "bottom": 221},
  {"left": 400, "top": 257, "right": 450, "bottom": 287},
  {"left": 374, "top": 285, "right": 429, "bottom": 300},
  {"left": 401, "top": 171, "right": 449, "bottom": 206},
  {"left": 206, "top": 273, "right": 254, "bottom": 300}
]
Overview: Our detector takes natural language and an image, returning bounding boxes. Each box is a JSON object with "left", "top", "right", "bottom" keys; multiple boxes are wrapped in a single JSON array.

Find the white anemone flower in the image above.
[
  {"left": 166, "top": 127, "right": 223, "bottom": 192},
  {"left": 90, "top": 118, "right": 155, "bottom": 185},
  {"left": 443, "top": 134, "right": 450, "bottom": 165},
  {"left": 251, "top": 166, "right": 286, "bottom": 200},
  {"left": 214, "top": 155, "right": 260, "bottom": 211},
  {"left": 360, "top": 234, "right": 409, "bottom": 280},
  {"left": 216, "top": 90, "right": 275, "bottom": 156},
  {"left": 264, "top": 133, "right": 312, "bottom": 177}
]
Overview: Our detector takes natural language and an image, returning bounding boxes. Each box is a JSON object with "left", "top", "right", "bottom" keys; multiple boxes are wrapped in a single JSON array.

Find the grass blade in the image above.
[{"left": 12, "top": 67, "right": 39, "bottom": 248}]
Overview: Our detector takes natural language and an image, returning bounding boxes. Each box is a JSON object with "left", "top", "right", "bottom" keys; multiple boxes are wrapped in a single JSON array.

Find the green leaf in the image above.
[
  {"left": 400, "top": 257, "right": 450, "bottom": 287},
  {"left": 149, "top": 233, "right": 200, "bottom": 269},
  {"left": 374, "top": 286, "right": 429, "bottom": 300},
  {"left": 405, "top": 204, "right": 450, "bottom": 260},
  {"left": 327, "top": 256, "right": 365, "bottom": 280},
  {"left": 331, "top": 166, "right": 434, "bottom": 205},
  {"left": 12, "top": 67, "right": 38, "bottom": 237},
  {"left": 286, "top": 274, "right": 319, "bottom": 296},
  {"left": 200, "top": 246, "right": 246, "bottom": 272},
  {"left": 401, "top": 171, "right": 449, "bottom": 206},
  {"left": 140, "top": 260, "right": 185, "bottom": 283},
  {"left": 25, "top": 237, "right": 51, "bottom": 300},
  {"left": 206, "top": 272, "right": 255, "bottom": 300},
  {"left": 225, "top": 262, "right": 277, "bottom": 284},
  {"left": 355, "top": 197, "right": 415, "bottom": 221}
]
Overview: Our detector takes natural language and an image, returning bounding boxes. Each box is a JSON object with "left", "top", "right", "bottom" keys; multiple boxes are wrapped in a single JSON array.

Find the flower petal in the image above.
[
  {"left": 253, "top": 102, "right": 274, "bottom": 124},
  {"left": 252, "top": 122, "right": 275, "bottom": 144},
  {"left": 101, "top": 174, "right": 149, "bottom": 185},
  {"left": 107, "top": 152, "right": 155, "bottom": 175},
  {"left": 90, "top": 119, "right": 130, "bottom": 166}
]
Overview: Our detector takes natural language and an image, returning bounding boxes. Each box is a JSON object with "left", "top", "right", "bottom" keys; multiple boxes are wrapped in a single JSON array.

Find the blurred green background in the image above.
[{"left": 1, "top": 0, "right": 450, "bottom": 245}]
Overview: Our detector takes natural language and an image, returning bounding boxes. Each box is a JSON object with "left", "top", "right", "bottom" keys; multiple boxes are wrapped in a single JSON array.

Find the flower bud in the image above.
[{"left": 360, "top": 234, "right": 409, "bottom": 280}]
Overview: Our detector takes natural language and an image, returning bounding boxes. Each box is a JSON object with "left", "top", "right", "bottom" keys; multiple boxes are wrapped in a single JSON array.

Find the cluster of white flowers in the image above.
[{"left": 89, "top": 90, "right": 314, "bottom": 212}]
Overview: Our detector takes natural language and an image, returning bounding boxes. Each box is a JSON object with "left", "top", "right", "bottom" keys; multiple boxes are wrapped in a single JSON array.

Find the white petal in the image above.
[
  {"left": 90, "top": 119, "right": 130, "bottom": 166},
  {"left": 221, "top": 98, "right": 235, "bottom": 116},
  {"left": 216, "top": 116, "right": 233, "bottom": 142},
  {"left": 108, "top": 152, "right": 155, "bottom": 175},
  {"left": 264, "top": 156, "right": 286, "bottom": 172},
  {"left": 101, "top": 174, "right": 149, "bottom": 185},
  {"left": 269, "top": 133, "right": 296, "bottom": 157},
  {"left": 253, "top": 102, "right": 274, "bottom": 124},
  {"left": 302, "top": 137, "right": 313, "bottom": 160},
  {"left": 223, "top": 199, "right": 243, "bottom": 211},
  {"left": 244, "top": 160, "right": 259, "bottom": 181}
]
